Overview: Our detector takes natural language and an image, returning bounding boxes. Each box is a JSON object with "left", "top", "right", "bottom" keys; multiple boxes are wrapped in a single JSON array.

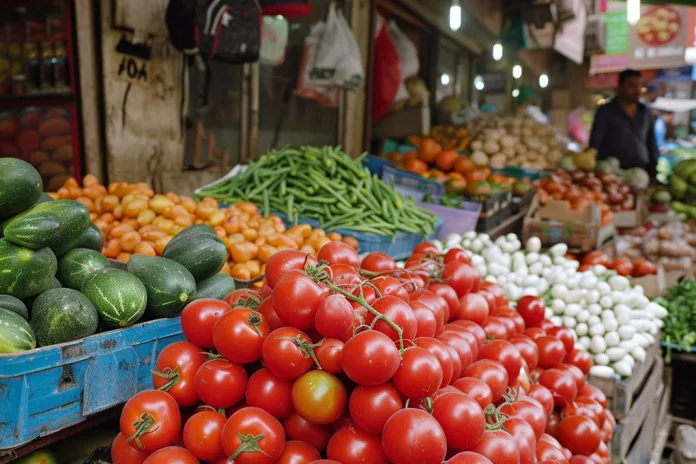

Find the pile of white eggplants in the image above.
[{"left": 424, "top": 232, "right": 668, "bottom": 380}]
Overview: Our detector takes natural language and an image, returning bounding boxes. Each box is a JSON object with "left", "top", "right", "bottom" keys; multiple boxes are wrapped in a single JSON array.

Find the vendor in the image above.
[{"left": 589, "top": 69, "right": 659, "bottom": 176}]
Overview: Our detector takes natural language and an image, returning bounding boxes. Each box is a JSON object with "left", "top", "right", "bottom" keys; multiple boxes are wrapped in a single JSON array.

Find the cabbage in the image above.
[
  {"left": 557, "top": 155, "right": 576, "bottom": 171},
  {"left": 624, "top": 168, "right": 650, "bottom": 188},
  {"left": 595, "top": 160, "right": 613, "bottom": 173},
  {"left": 606, "top": 157, "right": 621, "bottom": 172}
]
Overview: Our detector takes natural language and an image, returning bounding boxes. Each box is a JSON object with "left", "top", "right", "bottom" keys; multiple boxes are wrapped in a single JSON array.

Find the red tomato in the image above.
[
  {"left": 546, "top": 411, "right": 561, "bottom": 436},
  {"left": 557, "top": 416, "right": 601, "bottom": 456},
  {"left": 341, "top": 330, "right": 401, "bottom": 385},
  {"left": 262, "top": 327, "right": 316, "bottom": 379},
  {"left": 566, "top": 349, "right": 593, "bottom": 375},
  {"left": 441, "top": 262, "right": 479, "bottom": 297},
  {"left": 370, "top": 276, "right": 410, "bottom": 302},
  {"left": 558, "top": 363, "right": 585, "bottom": 391},
  {"left": 314, "top": 294, "right": 353, "bottom": 338},
  {"left": 447, "top": 345, "right": 462, "bottom": 380},
  {"left": 180, "top": 299, "right": 231, "bottom": 348},
  {"left": 120, "top": 390, "right": 181, "bottom": 452},
  {"left": 481, "top": 317, "right": 512, "bottom": 340},
  {"left": 443, "top": 324, "right": 480, "bottom": 360},
  {"left": 367, "top": 295, "right": 418, "bottom": 341},
  {"left": 276, "top": 441, "right": 321, "bottom": 464},
  {"left": 478, "top": 290, "right": 498, "bottom": 315},
  {"left": 462, "top": 360, "right": 509, "bottom": 402},
  {"left": 283, "top": 412, "right": 332, "bottom": 452},
  {"left": 562, "top": 400, "right": 601, "bottom": 428},
  {"left": 437, "top": 332, "right": 475, "bottom": 370},
  {"left": 448, "top": 320, "right": 487, "bottom": 348},
  {"left": 392, "top": 346, "right": 443, "bottom": 398},
  {"left": 539, "top": 369, "right": 577, "bottom": 407},
  {"left": 411, "top": 301, "right": 438, "bottom": 337},
  {"left": 224, "top": 289, "right": 262, "bottom": 308},
  {"left": 505, "top": 416, "right": 537, "bottom": 464},
  {"left": 142, "top": 447, "right": 197, "bottom": 464},
  {"left": 182, "top": 410, "right": 226, "bottom": 461},
  {"left": 326, "top": 424, "right": 388, "bottom": 464},
  {"left": 265, "top": 250, "right": 317, "bottom": 288},
  {"left": 535, "top": 336, "right": 567, "bottom": 369},
  {"left": 469, "top": 430, "right": 521, "bottom": 464},
  {"left": 194, "top": 359, "right": 247, "bottom": 408},
  {"left": 221, "top": 407, "right": 285, "bottom": 463},
  {"left": 272, "top": 271, "right": 330, "bottom": 330},
  {"left": 517, "top": 296, "right": 546, "bottom": 328},
  {"left": 457, "top": 293, "right": 490, "bottom": 324},
  {"left": 111, "top": 433, "right": 150, "bottom": 464},
  {"left": 479, "top": 340, "right": 523, "bottom": 383},
  {"left": 317, "top": 241, "right": 360, "bottom": 267},
  {"left": 245, "top": 368, "right": 294, "bottom": 419},
  {"left": 632, "top": 258, "right": 657, "bottom": 277},
  {"left": 446, "top": 452, "right": 494, "bottom": 463},
  {"left": 292, "top": 370, "right": 347, "bottom": 425},
  {"left": 330, "top": 264, "right": 362, "bottom": 287},
  {"left": 348, "top": 383, "right": 403, "bottom": 434},
  {"left": 609, "top": 257, "right": 633, "bottom": 277},
  {"left": 259, "top": 284, "right": 272, "bottom": 299},
  {"left": 414, "top": 242, "right": 440, "bottom": 255},
  {"left": 415, "top": 337, "right": 455, "bottom": 387},
  {"left": 451, "top": 377, "right": 493, "bottom": 409},
  {"left": 315, "top": 338, "right": 344, "bottom": 374},
  {"left": 444, "top": 248, "right": 470, "bottom": 264},
  {"left": 536, "top": 440, "right": 570, "bottom": 463},
  {"left": 409, "top": 290, "right": 449, "bottom": 332},
  {"left": 540, "top": 319, "right": 556, "bottom": 331},
  {"left": 580, "top": 383, "right": 608, "bottom": 408},
  {"left": 500, "top": 398, "right": 547, "bottom": 440},
  {"left": 581, "top": 251, "right": 610, "bottom": 267},
  {"left": 509, "top": 335, "right": 539, "bottom": 370},
  {"left": 432, "top": 392, "right": 485, "bottom": 451},
  {"left": 570, "top": 457, "right": 594, "bottom": 464},
  {"left": 528, "top": 384, "right": 555, "bottom": 416},
  {"left": 496, "top": 309, "right": 524, "bottom": 334},
  {"left": 360, "top": 252, "right": 396, "bottom": 273},
  {"left": 382, "top": 409, "right": 447, "bottom": 464},
  {"left": 546, "top": 326, "right": 575, "bottom": 354},
  {"left": 152, "top": 341, "right": 207, "bottom": 407},
  {"left": 257, "top": 297, "right": 285, "bottom": 330},
  {"left": 429, "top": 283, "right": 459, "bottom": 322},
  {"left": 525, "top": 327, "right": 546, "bottom": 340},
  {"left": 213, "top": 309, "right": 270, "bottom": 364}
]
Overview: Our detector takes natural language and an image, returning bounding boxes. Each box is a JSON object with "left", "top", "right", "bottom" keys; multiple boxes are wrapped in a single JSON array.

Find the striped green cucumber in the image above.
[{"left": 81, "top": 268, "right": 147, "bottom": 328}]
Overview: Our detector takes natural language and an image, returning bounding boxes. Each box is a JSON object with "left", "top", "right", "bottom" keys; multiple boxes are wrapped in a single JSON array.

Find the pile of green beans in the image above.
[{"left": 196, "top": 146, "right": 438, "bottom": 237}]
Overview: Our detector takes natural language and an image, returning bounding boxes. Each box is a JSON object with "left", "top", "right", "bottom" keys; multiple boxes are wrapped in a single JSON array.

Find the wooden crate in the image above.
[
  {"left": 610, "top": 356, "right": 665, "bottom": 462},
  {"left": 588, "top": 338, "right": 662, "bottom": 419}
]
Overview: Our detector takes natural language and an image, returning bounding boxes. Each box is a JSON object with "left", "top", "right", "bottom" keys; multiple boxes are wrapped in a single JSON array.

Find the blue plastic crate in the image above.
[
  {"left": 491, "top": 166, "right": 548, "bottom": 181},
  {"left": 381, "top": 166, "right": 445, "bottom": 201},
  {"left": 0, "top": 318, "right": 184, "bottom": 450},
  {"left": 362, "top": 155, "right": 394, "bottom": 178},
  {"left": 271, "top": 212, "right": 440, "bottom": 261},
  {"left": 416, "top": 199, "right": 481, "bottom": 240}
]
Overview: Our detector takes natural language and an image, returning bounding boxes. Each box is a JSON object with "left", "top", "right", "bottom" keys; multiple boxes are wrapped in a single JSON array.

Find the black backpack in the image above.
[{"left": 166, "top": 0, "right": 261, "bottom": 64}]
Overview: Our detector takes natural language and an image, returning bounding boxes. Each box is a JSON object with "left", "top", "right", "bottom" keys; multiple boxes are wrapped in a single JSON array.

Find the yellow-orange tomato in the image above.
[
  {"left": 120, "top": 231, "right": 142, "bottom": 252},
  {"left": 291, "top": 371, "right": 347, "bottom": 425},
  {"left": 137, "top": 209, "right": 156, "bottom": 226},
  {"left": 134, "top": 242, "right": 157, "bottom": 256}
]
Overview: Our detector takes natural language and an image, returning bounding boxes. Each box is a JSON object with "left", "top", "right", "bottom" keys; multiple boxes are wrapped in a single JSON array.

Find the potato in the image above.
[{"left": 52, "top": 145, "right": 73, "bottom": 163}]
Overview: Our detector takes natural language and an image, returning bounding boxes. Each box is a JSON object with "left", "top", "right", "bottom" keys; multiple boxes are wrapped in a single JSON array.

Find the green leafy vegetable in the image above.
[{"left": 659, "top": 279, "right": 696, "bottom": 354}]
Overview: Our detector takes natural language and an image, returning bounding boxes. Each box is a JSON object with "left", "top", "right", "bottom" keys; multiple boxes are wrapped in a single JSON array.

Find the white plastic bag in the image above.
[
  {"left": 259, "top": 16, "right": 289, "bottom": 66},
  {"left": 388, "top": 20, "right": 418, "bottom": 103},
  {"left": 297, "top": 21, "right": 340, "bottom": 106},
  {"left": 311, "top": 3, "right": 363, "bottom": 89}
]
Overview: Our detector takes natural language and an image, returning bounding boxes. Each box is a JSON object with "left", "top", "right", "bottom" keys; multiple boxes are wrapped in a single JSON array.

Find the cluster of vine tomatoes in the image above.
[{"left": 111, "top": 241, "right": 616, "bottom": 464}]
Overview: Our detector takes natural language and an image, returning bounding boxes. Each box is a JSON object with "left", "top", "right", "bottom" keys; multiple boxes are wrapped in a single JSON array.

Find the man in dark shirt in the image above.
[{"left": 589, "top": 69, "right": 659, "bottom": 176}]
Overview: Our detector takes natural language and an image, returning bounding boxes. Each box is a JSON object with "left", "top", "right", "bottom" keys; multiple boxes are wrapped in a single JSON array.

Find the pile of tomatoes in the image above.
[{"left": 110, "top": 241, "right": 616, "bottom": 464}]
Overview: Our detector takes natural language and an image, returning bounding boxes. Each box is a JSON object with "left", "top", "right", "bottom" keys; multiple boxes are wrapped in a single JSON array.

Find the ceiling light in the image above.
[
  {"left": 492, "top": 43, "right": 503, "bottom": 61},
  {"left": 450, "top": 0, "right": 462, "bottom": 31},
  {"left": 441, "top": 74, "right": 451, "bottom": 86},
  {"left": 474, "top": 75, "right": 484, "bottom": 91},
  {"left": 539, "top": 73, "right": 549, "bottom": 89},
  {"left": 512, "top": 89, "right": 520, "bottom": 97},
  {"left": 512, "top": 65, "right": 522, "bottom": 79}
]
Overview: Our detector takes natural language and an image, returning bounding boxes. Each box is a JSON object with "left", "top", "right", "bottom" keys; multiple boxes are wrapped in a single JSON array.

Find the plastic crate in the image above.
[
  {"left": 476, "top": 204, "right": 511, "bottom": 233},
  {"left": 361, "top": 155, "right": 394, "bottom": 178},
  {"left": 511, "top": 190, "right": 537, "bottom": 213},
  {"left": 0, "top": 318, "right": 184, "bottom": 450},
  {"left": 491, "top": 166, "right": 548, "bottom": 181},
  {"left": 272, "top": 212, "right": 441, "bottom": 261},
  {"left": 462, "top": 190, "right": 512, "bottom": 216},
  {"left": 416, "top": 200, "right": 481, "bottom": 240},
  {"left": 381, "top": 166, "right": 444, "bottom": 201},
  {"left": 661, "top": 342, "right": 696, "bottom": 420}
]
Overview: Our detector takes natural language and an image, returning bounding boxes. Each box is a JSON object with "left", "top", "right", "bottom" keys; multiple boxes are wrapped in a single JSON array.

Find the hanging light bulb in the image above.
[
  {"left": 441, "top": 74, "right": 451, "bottom": 86},
  {"left": 450, "top": 0, "right": 462, "bottom": 31},
  {"left": 492, "top": 43, "right": 503, "bottom": 61},
  {"left": 474, "top": 75, "right": 484, "bottom": 91},
  {"left": 512, "top": 89, "right": 520, "bottom": 98},
  {"left": 512, "top": 65, "right": 522, "bottom": 79},
  {"left": 627, "top": 0, "right": 641, "bottom": 26},
  {"left": 539, "top": 73, "right": 549, "bottom": 88}
]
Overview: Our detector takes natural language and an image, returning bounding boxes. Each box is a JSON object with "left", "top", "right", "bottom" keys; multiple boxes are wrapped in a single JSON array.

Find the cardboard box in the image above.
[
  {"left": 630, "top": 265, "right": 666, "bottom": 300},
  {"left": 551, "top": 89, "right": 572, "bottom": 109},
  {"left": 614, "top": 196, "right": 646, "bottom": 229},
  {"left": 523, "top": 198, "right": 615, "bottom": 253},
  {"left": 549, "top": 109, "right": 569, "bottom": 134}
]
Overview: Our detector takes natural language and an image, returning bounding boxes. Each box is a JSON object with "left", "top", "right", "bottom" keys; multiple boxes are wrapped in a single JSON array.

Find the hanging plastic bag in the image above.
[
  {"left": 388, "top": 21, "right": 419, "bottom": 103},
  {"left": 311, "top": 3, "right": 363, "bottom": 89},
  {"left": 372, "top": 15, "right": 401, "bottom": 123},
  {"left": 260, "top": 16, "right": 289, "bottom": 65},
  {"left": 296, "top": 22, "right": 340, "bottom": 107}
]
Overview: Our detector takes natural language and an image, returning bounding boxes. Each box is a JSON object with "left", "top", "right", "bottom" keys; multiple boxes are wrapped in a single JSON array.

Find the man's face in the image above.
[{"left": 618, "top": 76, "right": 642, "bottom": 103}]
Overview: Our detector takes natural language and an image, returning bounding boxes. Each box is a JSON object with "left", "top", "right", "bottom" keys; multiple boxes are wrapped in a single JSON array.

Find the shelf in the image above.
[{"left": 0, "top": 92, "right": 74, "bottom": 107}]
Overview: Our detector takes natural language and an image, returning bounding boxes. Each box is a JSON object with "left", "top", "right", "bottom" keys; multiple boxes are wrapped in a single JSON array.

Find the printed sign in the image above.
[
  {"left": 629, "top": 5, "right": 687, "bottom": 70},
  {"left": 685, "top": 8, "right": 696, "bottom": 64},
  {"left": 554, "top": 4, "right": 587, "bottom": 64}
]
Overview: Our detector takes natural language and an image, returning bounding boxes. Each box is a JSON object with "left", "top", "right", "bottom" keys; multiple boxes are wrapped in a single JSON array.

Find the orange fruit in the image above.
[
  {"left": 418, "top": 139, "right": 441, "bottom": 164},
  {"left": 435, "top": 150, "right": 459, "bottom": 172},
  {"left": 404, "top": 158, "right": 428, "bottom": 175},
  {"left": 454, "top": 156, "right": 476, "bottom": 174}
]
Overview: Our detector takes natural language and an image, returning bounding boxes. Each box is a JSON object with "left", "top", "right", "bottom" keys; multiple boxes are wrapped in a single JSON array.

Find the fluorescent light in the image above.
[
  {"left": 450, "top": 1, "right": 461, "bottom": 31},
  {"left": 512, "top": 89, "right": 520, "bottom": 97},
  {"left": 492, "top": 43, "right": 503, "bottom": 61},
  {"left": 474, "top": 75, "right": 484, "bottom": 91},
  {"left": 441, "top": 74, "right": 451, "bottom": 86},
  {"left": 539, "top": 73, "right": 549, "bottom": 89},
  {"left": 627, "top": 0, "right": 640, "bottom": 26},
  {"left": 512, "top": 65, "right": 522, "bottom": 79}
]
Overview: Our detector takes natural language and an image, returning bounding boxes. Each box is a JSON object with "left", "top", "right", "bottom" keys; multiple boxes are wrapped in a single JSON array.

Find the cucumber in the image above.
[
  {"left": 0, "top": 294, "right": 29, "bottom": 320},
  {"left": 0, "top": 238, "right": 57, "bottom": 299},
  {"left": 57, "top": 248, "right": 110, "bottom": 290},
  {"left": 24, "top": 279, "right": 63, "bottom": 315},
  {"left": 176, "top": 224, "right": 217, "bottom": 238},
  {"left": 194, "top": 273, "right": 236, "bottom": 301},
  {"left": 73, "top": 223, "right": 104, "bottom": 252},
  {"left": 30, "top": 288, "right": 99, "bottom": 346},
  {"left": 0, "top": 158, "right": 43, "bottom": 220},
  {"left": 0, "top": 307, "right": 36, "bottom": 353},
  {"left": 162, "top": 232, "right": 227, "bottom": 282},
  {"left": 26, "top": 200, "right": 90, "bottom": 256},
  {"left": 127, "top": 255, "right": 196, "bottom": 318},
  {"left": 2, "top": 211, "right": 62, "bottom": 249},
  {"left": 81, "top": 268, "right": 147, "bottom": 328}
]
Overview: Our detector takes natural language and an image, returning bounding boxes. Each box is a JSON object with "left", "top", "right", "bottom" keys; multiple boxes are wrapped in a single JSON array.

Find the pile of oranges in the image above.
[{"left": 55, "top": 176, "right": 352, "bottom": 284}]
